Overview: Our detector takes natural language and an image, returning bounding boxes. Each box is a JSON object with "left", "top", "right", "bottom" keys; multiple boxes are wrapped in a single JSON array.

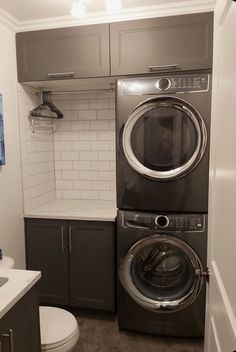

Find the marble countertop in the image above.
[
  {"left": 0, "top": 268, "right": 41, "bottom": 319},
  {"left": 24, "top": 199, "right": 117, "bottom": 222}
]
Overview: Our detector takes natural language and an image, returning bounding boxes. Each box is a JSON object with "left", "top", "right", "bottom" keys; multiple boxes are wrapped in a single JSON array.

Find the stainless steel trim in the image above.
[
  {"left": 48, "top": 72, "right": 75, "bottom": 78},
  {"left": 122, "top": 96, "right": 207, "bottom": 180},
  {"left": 147, "top": 64, "right": 178, "bottom": 71},
  {"left": 69, "top": 227, "right": 73, "bottom": 253},
  {"left": 119, "top": 234, "right": 204, "bottom": 313},
  {"left": 155, "top": 215, "right": 169, "bottom": 228},
  {"left": 61, "top": 227, "right": 65, "bottom": 253},
  {"left": 2, "top": 329, "right": 14, "bottom": 352}
]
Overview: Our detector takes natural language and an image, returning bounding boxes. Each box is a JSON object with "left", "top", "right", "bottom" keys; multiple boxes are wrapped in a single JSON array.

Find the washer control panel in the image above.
[
  {"left": 123, "top": 211, "right": 205, "bottom": 232},
  {"left": 121, "top": 73, "right": 210, "bottom": 95}
]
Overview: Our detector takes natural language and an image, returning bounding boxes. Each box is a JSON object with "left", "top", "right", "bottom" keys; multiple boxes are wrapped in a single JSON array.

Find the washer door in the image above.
[
  {"left": 122, "top": 96, "right": 207, "bottom": 180},
  {"left": 119, "top": 234, "right": 204, "bottom": 313}
]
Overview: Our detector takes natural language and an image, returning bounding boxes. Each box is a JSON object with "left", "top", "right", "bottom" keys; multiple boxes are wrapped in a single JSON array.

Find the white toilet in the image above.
[{"left": 0, "top": 256, "right": 79, "bottom": 352}]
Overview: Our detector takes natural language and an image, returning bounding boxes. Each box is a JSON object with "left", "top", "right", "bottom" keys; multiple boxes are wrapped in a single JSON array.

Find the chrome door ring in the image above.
[
  {"left": 119, "top": 234, "right": 205, "bottom": 313},
  {"left": 122, "top": 96, "right": 207, "bottom": 180}
]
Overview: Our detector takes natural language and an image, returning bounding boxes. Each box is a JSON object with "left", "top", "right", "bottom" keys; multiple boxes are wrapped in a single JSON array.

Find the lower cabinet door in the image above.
[
  {"left": 25, "top": 218, "right": 70, "bottom": 305},
  {"left": 0, "top": 286, "right": 41, "bottom": 352},
  {"left": 69, "top": 221, "right": 115, "bottom": 311}
]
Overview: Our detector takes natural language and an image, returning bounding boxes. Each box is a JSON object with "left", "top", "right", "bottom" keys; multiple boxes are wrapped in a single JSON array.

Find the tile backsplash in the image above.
[
  {"left": 18, "top": 87, "right": 116, "bottom": 212},
  {"left": 53, "top": 91, "right": 116, "bottom": 201}
]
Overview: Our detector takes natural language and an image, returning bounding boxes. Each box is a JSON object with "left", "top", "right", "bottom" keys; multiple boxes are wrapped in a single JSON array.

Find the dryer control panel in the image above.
[{"left": 123, "top": 211, "right": 205, "bottom": 232}]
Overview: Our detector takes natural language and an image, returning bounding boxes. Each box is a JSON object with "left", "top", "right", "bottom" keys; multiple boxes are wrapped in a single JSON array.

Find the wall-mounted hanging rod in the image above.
[{"left": 35, "top": 85, "right": 115, "bottom": 96}]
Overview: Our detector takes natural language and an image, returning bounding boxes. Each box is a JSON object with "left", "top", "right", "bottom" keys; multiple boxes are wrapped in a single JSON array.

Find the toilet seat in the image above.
[{"left": 40, "top": 306, "right": 79, "bottom": 352}]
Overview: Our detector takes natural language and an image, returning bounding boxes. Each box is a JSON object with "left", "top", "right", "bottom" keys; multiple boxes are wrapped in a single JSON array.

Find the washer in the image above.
[
  {"left": 116, "top": 72, "right": 211, "bottom": 212},
  {"left": 117, "top": 210, "right": 208, "bottom": 337}
]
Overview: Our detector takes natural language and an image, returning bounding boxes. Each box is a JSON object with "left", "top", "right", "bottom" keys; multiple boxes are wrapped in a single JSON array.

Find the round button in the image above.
[
  {"left": 155, "top": 215, "right": 169, "bottom": 228},
  {"left": 156, "top": 78, "right": 171, "bottom": 91}
]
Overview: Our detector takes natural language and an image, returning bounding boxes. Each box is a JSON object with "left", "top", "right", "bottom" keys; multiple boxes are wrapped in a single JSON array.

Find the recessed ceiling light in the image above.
[{"left": 70, "top": 0, "right": 86, "bottom": 18}]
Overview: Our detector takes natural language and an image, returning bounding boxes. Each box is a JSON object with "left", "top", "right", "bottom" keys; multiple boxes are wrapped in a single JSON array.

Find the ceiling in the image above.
[{"left": 0, "top": 0, "right": 214, "bottom": 22}]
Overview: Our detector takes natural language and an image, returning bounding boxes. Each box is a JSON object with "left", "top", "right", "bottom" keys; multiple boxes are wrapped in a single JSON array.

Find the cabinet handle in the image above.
[
  {"left": 61, "top": 227, "right": 65, "bottom": 253},
  {"left": 2, "top": 329, "right": 14, "bottom": 352},
  {"left": 147, "top": 64, "right": 178, "bottom": 71},
  {"left": 48, "top": 72, "right": 75, "bottom": 79},
  {"left": 69, "top": 227, "right": 73, "bottom": 253}
]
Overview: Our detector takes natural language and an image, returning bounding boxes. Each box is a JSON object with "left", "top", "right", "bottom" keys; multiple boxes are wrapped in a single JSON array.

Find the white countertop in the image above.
[
  {"left": 24, "top": 199, "right": 117, "bottom": 221},
  {"left": 0, "top": 268, "right": 41, "bottom": 319}
]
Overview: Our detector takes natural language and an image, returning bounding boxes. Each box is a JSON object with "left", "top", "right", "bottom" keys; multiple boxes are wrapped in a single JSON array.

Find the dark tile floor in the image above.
[{"left": 72, "top": 315, "right": 204, "bottom": 352}]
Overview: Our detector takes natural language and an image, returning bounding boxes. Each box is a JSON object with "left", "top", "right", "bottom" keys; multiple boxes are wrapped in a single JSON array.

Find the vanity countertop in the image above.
[
  {"left": 0, "top": 268, "right": 41, "bottom": 319},
  {"left": 24, "top": 199, "right": 117, "bottom": 222}
]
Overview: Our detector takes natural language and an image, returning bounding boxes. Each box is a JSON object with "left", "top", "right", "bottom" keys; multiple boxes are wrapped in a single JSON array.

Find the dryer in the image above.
[
  {"left": 116, "top": 72, "right": 211, "bottom": 212},
  {"left": 117, "top": 210, "right": 208, "bottom": 337}
]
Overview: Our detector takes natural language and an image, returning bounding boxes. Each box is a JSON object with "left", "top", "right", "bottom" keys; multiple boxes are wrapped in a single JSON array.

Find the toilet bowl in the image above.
[{"left": 0, "top": 256, "right": 79, "bottom": 352}]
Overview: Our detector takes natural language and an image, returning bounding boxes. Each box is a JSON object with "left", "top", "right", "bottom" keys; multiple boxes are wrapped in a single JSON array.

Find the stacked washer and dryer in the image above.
[{"left": 115, "top": 72, "right": 211, "bottom": 337}]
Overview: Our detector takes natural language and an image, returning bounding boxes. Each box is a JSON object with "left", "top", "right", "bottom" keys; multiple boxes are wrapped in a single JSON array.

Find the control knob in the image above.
[
  {"left": 156, "top": 78, "right": 171, "bottom": 91},
  {"left": 155, "top": 215, "right": 169, "bottom": 228}
]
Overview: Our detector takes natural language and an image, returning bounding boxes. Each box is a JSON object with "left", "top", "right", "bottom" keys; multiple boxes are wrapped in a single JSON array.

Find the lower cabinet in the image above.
[
  {"left": 25, "top": 218, "right": 115, "bottom": 312},
  {"left": 0, "top": 285, "right": 41, "bottom": 352}
]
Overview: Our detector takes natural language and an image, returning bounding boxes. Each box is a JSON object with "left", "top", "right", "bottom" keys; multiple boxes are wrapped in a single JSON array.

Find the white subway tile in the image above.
[
  {"left": 91, "top": 141, "right": 110, "bottom": 151},
  {"left": 73, "top": 161, "right": 91, "bottom": 170},
  {"left": 55, "top": 161, "right": 73, "bottom": 170},
  {"left": 98, "top": 131, "right": 115, "bottom": 141},
  {"left": 79, "top": 171, "right": 98, "bottom": 180},
  {"left": 90, "top": 120, "right": 109, "bottom": 131},
  {"left": 78, "top": 110, "right": 96, "bottom": 120},
  {"left": 90, "top": 99, "right": 109, "bottom": 110},
  {"left": 96, "top": 91, "right": 115, "bottom": 99},
  {"left": 70, "top": 100, "right": 89, "bottom": 110},
  {"left": 62, "top": 110, "right": 77, "bottom": 120},
  {"left": 73, "top": 180, "right": 92, "bottom": 190},
  {"left": 98, "top": 171, "right": 116, "bottom": 181},
  {"left": 55, "top": 101, "right": 70, "bottom": 111},
  {"left": 55, "top": 121, "right": 72, "bottom": 131},
  {"left": 99, "top": 190, "right": 116, "bottom": 201},
  {"left": 80, "top": 151, "right": 98, "bottom": 161},
  {"left": 30, "top": 190, "right": 56, "bottom": 210},
  {"left": 54, "top": 152, "right": 61, "bottom": 161},
  {"left": 72, "top": 141, "right": 91, "bottom": 151},
  {"left": 97, "top": 109, "right": 115, "bottom": 120},
  {"left": 79, "top": 131, "right": 97, "bottom": 141},
  {"left": 56, "top": 180, "right": 73, "bottom": 189},
  {"left": 55, "top": 170, "right": 62, "bottom": 179},
  {"left": 71, "top": 121, "right": 90, "bottom": 131},
  {"left": 61, "top": 151, "right": 79, "bottom": 161},
  {"left": 29, "top": 172, "right": 54, "bottom": 188},
  {"left": 59, "top": 131, "right": 79, "bottom": 141},
  {"left": 109, "top": 141, "right": 116, "bottom": 151},
  {"left": 110, "top": 161, "right": 116, "bottom": 171},
  {"left": 80, "top": 190, "right": 99, "bottom": 200},
  {"left": 92, "top": 181, "right": 110, "bottom": 191},
  {"left": 110, "top": 181, "right": 116, "bottom": 191},
  {"left": 54, "top": 141, "right": 72, "bottom": 151},
  {"left": 98, "top": 151, "right": 115, "bottom": 161},
  {"left": 62, "top": 190, "right": 81, "bottom": 199},
  {"left": 62, "top": 170, "right": 80, "bottom": 180},
  {"left": 91, "top": 161, "right": 110, "bottom": 171},
  {"left": 109, "top": 120, "right": 115, "bottom": 130},
  {"left": 109, "top": 99, "right": 115, "bottom": 109},
  {"left": 56, "top": 190, "right": 62, "bottom": 198},
  {"left": 30, "top": 181, "right": 55, "bottom": 199}
]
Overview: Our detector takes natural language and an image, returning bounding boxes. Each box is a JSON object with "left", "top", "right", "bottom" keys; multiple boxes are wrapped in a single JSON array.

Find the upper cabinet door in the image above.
[
  {"left": 16, "top": 24, "right": 110, "bottom": 82},
  {"left": 110, "top": 13, "right": 213, "bottom": 75}
]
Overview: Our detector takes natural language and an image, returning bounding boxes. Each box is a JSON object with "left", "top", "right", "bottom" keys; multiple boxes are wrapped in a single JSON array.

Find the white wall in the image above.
[{"left": 0, "top": 21, "right": 25, "bottom": 268}]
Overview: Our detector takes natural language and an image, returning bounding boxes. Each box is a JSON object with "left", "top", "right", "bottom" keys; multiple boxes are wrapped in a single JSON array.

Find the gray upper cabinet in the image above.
[
  {"left": 110, "top": 12, "right": 213, "bottom": 75},
  {"left": 16, "top": 24, "right": 110, "bottom": 82}
]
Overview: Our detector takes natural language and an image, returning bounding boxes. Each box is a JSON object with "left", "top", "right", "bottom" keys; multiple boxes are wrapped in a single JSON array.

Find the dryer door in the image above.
[
  {"left": 122, "top": 96, "right": 207, "bottom": 180},
  {"left": 119, "top": 234, "right": 205, "bottom": 313}
]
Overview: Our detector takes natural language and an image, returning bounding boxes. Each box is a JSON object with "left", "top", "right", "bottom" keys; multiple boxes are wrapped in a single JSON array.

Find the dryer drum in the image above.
[
  {"left": 119, "top": 234, "right": 205, "bottom": 313},
  {"left": 122, "top": 96, "right": 207, "bottom": 181}
]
